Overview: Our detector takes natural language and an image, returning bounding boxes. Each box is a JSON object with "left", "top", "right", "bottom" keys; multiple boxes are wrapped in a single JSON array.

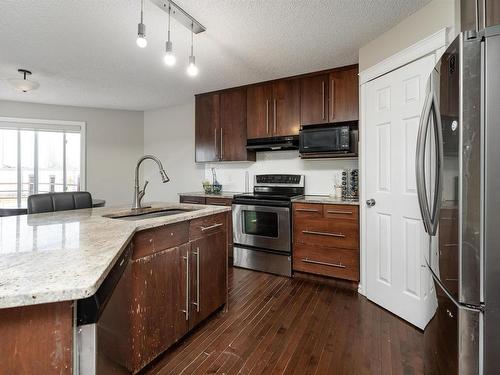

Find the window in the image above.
[{"left": 0, "top": 118, "right": 85, "bottom": 208}]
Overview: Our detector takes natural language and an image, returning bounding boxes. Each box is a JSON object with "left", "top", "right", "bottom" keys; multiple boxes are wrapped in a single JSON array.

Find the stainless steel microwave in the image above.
[{"left": 299, "top": 125, "right": 358, "bottom": 155}]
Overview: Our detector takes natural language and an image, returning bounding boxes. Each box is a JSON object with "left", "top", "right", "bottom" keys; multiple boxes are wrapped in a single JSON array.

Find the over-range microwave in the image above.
[{"left": 299, "top": 124, "right": 358, "bottom": 155}]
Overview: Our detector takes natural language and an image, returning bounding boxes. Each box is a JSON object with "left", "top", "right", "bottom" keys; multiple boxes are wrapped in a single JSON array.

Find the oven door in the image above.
[{"left": 232, "top": 204, "right": 290, "bottom": 253}]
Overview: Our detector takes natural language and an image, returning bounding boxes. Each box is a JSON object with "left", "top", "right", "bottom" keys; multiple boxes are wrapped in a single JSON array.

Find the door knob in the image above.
[{"left": 366, "top": 199, "right": 376, "bottom": 207}]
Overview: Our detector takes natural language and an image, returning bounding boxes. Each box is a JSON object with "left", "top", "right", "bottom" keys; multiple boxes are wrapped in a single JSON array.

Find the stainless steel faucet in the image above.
[{"left": 132, "top": 155, "right": 170, "bottom": 210}]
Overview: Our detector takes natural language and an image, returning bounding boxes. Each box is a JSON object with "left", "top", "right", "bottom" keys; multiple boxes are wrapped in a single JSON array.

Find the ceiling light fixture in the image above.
[
  {"left": 163, "top": 4, "right": 176, "bottom": 66},
  {"left": 136, "top": 0, "right": 147, "bottom": 48},
  {"left": 138, "top": 1, "right": 205, "bottom": 76},
  {"left": 186, "top": 23, "right": 199, "bottom": 77},
  {"left": 8, "top": 69, "right": 40, "bottom": 92}
]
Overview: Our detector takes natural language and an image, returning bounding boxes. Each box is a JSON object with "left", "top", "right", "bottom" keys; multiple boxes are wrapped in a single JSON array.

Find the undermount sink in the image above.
[{"left": 103, "top": 207, "right": 198, "bottom": 221}]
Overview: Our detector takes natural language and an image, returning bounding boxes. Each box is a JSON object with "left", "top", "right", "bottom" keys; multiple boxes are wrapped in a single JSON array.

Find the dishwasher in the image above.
[{"left": 76, "top": 243, "right": 133, "bottom": 375}]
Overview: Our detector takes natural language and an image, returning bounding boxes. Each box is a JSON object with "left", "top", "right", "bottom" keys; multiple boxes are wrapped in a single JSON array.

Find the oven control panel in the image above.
[{"left": 255, "top": 174, "right": 304, "bottom": 186}]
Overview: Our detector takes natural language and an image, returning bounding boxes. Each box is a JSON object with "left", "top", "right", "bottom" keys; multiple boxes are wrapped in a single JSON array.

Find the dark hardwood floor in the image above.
[{"left": 144, "top": 267, "right": 423, "bottom": 375}]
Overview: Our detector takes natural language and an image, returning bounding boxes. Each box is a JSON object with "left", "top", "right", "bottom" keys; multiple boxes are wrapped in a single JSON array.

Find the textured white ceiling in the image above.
[{"left": 0, "top": 0, "right": 430, "bottom": 110}]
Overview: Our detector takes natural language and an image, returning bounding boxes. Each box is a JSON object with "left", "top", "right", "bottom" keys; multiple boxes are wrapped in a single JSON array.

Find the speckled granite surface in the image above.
[
  {"left": 291, "top": 195, "right": 359, "bottom": 205},
  {"left": 179, "top": 191, "right": 242, "bottom": 199},
  {"left": 0, "top": 202, "right": 230, "bottom": 309}
]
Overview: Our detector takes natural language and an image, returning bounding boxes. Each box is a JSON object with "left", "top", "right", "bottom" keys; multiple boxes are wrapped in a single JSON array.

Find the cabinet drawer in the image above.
[
  {"left": 294, "top": 218, "right": 359, "bottom": 250},
  {"left": 180, "top": 195, "right": 206, "bottom": 204},
  {"left": 323, "top": 204, "right": 358, "bottom": 220},
  {"left": 205, "top": 197, "right": 232, "bottom": 206},
  {"left": 293, "top": 203, "right": 323, "bottom": 219},
  {"left": 133, "top": 222, "right": 189, "bottom": 260},
  {"left": 293, "top": 244, "right": 359, "bottom": 281},
  {"left": 190, "top": 213, "right": 227, "bottom": 240}
]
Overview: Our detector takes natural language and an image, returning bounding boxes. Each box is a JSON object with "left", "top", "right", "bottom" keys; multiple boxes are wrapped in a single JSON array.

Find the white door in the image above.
[{"left": 364, "top": 55, "right": 437, "bottom": 329}]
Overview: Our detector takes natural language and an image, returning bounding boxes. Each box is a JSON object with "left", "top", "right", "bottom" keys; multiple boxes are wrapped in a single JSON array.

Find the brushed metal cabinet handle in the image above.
[
  {"left": 201, "top": 223, "right": 223, "bottom": 232},
  {"left": 326, "top": 210, "right": 353, "bottom": 215},
  {"left": 192, "top": 247, "right": 200, "bottom": 312},
  {"left": 321, "top": 81, "right": 325, "bottom": 120},
  {"left": 302, "top": 230, "right": 346, "bottom": 238},
  {"left": 214, "top": 128, "right": 218, "bottom": 160},
  {"left": 220, "top": 128, "right": 223, "bottom": 160},
  {"left": 295, "top": 208, "right": 321, "bottom": 213},
  {"left": 273, "top": 99, "right": 277, "bottom": 134},
  {"left": 266, "top": 99, "right": 269, "bottom": 135},
  {"left": 330, "top": 79, "right": 335, "bottom": 120},
  {"left": 302, "top": 257, "right": 346, "bottom": 269},
  {"left": 181, "top": 253, "right": 189, "bottom": 321}
]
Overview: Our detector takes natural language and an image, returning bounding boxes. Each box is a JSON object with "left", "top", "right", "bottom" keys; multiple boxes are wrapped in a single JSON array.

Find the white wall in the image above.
[
  {"left": 143, "top": 101, "right": 204, "bottom": 202},
  {"left": 205, "top": 152, "right": 358, "bottom": 196},
  {"left": 0, "top": 100, "right": 144, "bottom": 206},
  {"left": 359, "top": 0, "right": 459, "bottom": 71}
]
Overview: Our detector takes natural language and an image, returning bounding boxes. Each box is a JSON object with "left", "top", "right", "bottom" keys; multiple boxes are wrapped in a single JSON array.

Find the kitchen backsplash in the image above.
[{"left": 204, "top": 150, "right": 358, "bottom": 195}]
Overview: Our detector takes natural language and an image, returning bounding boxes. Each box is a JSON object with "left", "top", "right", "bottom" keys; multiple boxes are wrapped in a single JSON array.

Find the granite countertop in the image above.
[
  {"left": 179, "top": 191, "right": 243, "bottom": 199},
  {"left": 0, "top": 202, "right": 231, "bottom": 309},
  {"left": 292, "top": 195, "right": 360, "bottom": 205}
]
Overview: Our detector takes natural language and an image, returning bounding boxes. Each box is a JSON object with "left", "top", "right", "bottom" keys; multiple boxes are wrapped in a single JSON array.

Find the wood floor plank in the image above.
[{"left": 143, "top": 267, "right": 424, "bottom": 375}]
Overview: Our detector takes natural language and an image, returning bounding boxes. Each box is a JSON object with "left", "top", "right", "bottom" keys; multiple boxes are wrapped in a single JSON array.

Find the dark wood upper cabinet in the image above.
[
  {"left": 247, "top": 80, "right": 300, "bottom": 138},
  {"left": 247, "top": 83, "right": 273, "bottom": 139},
  {"left": 195, "top": 93, "right": 220, "bottom": 162},
  {"left": 329, "top": 67, "right": 359, "bottom": 123},
  {"left": 273, "top": 78, "right": 301, "bottom": 137},
  {"left": 300, "top": 74, "right": 329, "bottom": 126},
  {"left": 220, "top": 88, "right": 255, "bottom": 161}
]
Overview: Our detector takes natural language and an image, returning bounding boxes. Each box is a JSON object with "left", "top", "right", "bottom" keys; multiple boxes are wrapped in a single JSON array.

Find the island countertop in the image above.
[{"left": 0, "top": 202, "right": 231, "bottom": 309}]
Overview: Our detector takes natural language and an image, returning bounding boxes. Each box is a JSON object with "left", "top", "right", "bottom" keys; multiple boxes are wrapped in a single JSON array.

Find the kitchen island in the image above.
[{"left": 0, "top": 202, "right": 231, "bottom": 374}]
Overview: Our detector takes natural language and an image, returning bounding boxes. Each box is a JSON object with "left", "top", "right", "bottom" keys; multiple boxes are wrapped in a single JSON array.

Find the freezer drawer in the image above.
[{"left": 424, "top": 274, "right": 480, "bottom": 375}]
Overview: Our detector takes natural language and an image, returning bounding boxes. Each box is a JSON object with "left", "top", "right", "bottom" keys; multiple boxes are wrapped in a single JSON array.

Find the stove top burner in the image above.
[{"left": 233, "top": 174, "right": 305, "bottom": 205}]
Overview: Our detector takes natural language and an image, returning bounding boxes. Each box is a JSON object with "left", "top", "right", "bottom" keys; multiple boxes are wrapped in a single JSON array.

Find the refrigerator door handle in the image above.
[
  {"left": 416, "top": 90, "right": 434, "bottom": 234},
  {"left": 429, "top": 92, "right": 444, "bottom": 236}
]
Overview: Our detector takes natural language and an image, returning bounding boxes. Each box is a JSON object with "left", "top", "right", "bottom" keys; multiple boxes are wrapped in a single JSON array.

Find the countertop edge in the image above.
[{"left": 0, "top": 204, "right": 231, "bottom": 309}]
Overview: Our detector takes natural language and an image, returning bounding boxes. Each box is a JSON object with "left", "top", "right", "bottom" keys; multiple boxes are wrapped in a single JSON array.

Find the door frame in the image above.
[{"left": 358, "top": 27, "right": 449, "bottom": 296}]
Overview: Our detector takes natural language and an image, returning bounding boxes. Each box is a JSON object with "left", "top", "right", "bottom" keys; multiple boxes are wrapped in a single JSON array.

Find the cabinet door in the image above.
[
  {"left": 130, "top": 244, "right": 189, "bottom": 372},
  {"left": 195, "top": 93, "right": 220, "bottom": 162},
  {"left": 247, "top": 83, "right": 273, "bottom": 139},
  {"left": 273, "top": 78, "right": 300, "bottom": 136},
  {"left": 329, "top": 67, "right": 359, "bottom": 123},
  {"left": 300, "top": 74, "right": 329, "bottom": 125},
  {"left": 221, "top": 88, "right": 254, "bottom": 161},
  {"left": 189, "top": 229, "right": 227, "bottom": 329}
]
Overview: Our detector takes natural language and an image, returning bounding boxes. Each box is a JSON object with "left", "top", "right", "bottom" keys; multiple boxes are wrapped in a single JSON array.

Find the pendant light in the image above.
[
  {"left": 8, "top": 69, "right": 40, "bottom": 92},
  {"left": 136, "top": 0, "right": 147, "bottom": 48},
  {"left": 186, "top": 23, "right": 199, "bottom": 77},
  {"left": 163, "top": 4, "right": 176, "bottom": 66}
]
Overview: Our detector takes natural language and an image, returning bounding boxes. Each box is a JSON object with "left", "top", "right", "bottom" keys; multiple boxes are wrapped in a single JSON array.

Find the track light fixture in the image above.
[
  {"left": 163, "top": 4, "right": 176, "bottom": 66},
  {"left": 136, "top": 0, "right": 147, "bottom": 48},
  {"left": 186, "top": 23, "right": 198, "bottom": 77},
  {"left": 135, "top": 0, "right": 206, "bottom": 77}
]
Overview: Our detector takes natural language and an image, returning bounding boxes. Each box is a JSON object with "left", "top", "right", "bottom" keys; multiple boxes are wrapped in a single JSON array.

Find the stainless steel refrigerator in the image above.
[{"left": 416, "top": 26, "right": 500, "bottom": 374}]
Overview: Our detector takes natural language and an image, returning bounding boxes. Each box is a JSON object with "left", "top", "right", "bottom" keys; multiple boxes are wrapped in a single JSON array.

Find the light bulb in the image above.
[
  {"left": 164, "top": 52, "right": 176, "bottom": 66},
  {"left": 187, "top": 55, "right": 198, "bottom": 77},
  {"left": 137, "top": 22, "right": 147, "bottom": 48},
  {"left": 164, "top": 41, "right": 176, "bottom": 66},
  {"left": 136, "top": 36, "right": 147, "bottom": 48}
]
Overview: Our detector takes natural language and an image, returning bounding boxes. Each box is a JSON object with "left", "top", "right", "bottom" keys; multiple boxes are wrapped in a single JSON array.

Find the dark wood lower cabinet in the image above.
[
  {"left": 0, "top": 301, "right": 73, "bottom": 374},
  {"left": 189, "top": 230, "right": 227, "bottom": 329},
  {"left": 130, "top": 244, "right": 189, "bottom": 372},
  {"left": 129, "top": 214, "right": 228, "bottom": 373}
]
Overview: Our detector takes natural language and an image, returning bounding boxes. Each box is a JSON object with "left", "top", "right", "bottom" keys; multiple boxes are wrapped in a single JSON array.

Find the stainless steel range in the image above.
[{"left": 232, "top": 174, "right": 305, "bottom": 277}]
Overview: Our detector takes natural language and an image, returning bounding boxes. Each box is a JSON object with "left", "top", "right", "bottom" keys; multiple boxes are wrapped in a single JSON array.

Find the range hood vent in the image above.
[{"left": 246, "top": 136, "right": 299, "bottom": 152}]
